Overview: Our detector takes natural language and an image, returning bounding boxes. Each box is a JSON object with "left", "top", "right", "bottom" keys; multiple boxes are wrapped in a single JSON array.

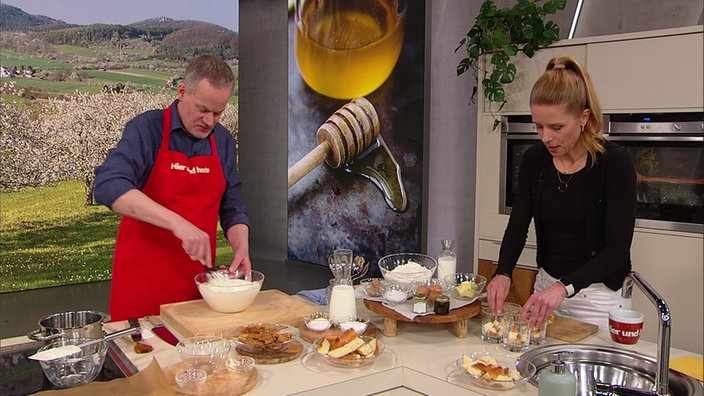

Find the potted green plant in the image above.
[{"left": 456, "top": 0, "right": 567, "bottom": 129}]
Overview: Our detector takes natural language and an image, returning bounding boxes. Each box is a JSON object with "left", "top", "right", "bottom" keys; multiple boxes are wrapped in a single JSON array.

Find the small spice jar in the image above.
[
  {"left": 412, "top": 293, "right": 428, "bottom": 314},
  {"left": 433, "top": 294, "right": 450, "bottom": 315}
]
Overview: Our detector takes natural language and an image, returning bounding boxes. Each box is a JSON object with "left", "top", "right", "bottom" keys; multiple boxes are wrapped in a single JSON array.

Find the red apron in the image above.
[{"left": 109, "top": 106, "right": 225, "bottom": 321}]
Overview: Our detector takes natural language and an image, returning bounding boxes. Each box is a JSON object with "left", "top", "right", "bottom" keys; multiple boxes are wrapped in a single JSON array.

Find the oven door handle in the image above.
[{"left": 606, "top": 135, "right": 704, "bottom": 142}]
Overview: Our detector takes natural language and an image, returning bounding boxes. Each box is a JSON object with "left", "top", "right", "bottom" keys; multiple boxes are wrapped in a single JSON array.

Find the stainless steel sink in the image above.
[{"left": 521, "top": 344, "right": 703, "bottom": 396}]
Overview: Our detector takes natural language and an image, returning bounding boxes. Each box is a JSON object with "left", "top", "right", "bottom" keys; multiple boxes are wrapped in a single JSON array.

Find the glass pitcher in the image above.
[{"left": 327, "top": 249, "right": 357, "bottom": 324}]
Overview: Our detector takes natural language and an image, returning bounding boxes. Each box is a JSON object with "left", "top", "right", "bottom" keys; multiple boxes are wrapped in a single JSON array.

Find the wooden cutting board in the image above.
[
  {"left": 160, "top": 289, "right": 319, "bottom": 339},
  {"left": 546, "top": 316, "right": 599, "bottom": 342}
]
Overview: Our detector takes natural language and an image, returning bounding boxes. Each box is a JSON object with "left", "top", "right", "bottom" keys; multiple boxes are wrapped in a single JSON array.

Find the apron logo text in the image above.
[{"left": 170, "top": 162, "right": 211, "bottom": 174}]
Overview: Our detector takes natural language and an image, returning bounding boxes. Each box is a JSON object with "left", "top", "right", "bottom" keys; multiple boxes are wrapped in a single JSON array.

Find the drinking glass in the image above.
[
  {"left": 529, "top": 321, "right": 548, "bottom": 345},
  {"left": 481, "top": 306, "right": 506, "bottom": 343},
  {"left": 294, "top": 0, "right": 407, "bottom": 99},
  {"left": 502, "top": 314, "right": 531, "bottom": 352}
]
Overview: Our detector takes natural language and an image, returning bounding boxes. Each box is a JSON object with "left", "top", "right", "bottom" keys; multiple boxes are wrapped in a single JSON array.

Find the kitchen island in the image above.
[{"left": 87, "top": 294, "right": 701, "bottom": 396}]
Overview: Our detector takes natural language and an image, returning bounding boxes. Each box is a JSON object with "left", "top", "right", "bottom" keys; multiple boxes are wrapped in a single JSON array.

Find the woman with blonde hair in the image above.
[{"left": 486, "top": 56, "right": 637, "bottom": 331}]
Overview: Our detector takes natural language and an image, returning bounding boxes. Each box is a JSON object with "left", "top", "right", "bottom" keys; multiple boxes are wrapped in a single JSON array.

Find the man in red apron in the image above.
[{"left": 95, "top": 56, "right": 249, "bottom": 321}]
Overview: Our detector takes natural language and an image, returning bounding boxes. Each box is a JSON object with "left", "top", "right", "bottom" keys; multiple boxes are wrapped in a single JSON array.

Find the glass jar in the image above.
[
  {"left": 433, "top": 294, "right": 450, "bottom": 315},
  {"left": 412, "top": 293, "right": 428, "bottom": 314},
  {"left": 437, "top": 240, "right": 457, "bottom": 280}
]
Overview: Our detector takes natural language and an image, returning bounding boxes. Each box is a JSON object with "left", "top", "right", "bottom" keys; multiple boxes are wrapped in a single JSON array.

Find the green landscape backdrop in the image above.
[{"left": 0, "top": 4, "right": 239, "bottom": 292}]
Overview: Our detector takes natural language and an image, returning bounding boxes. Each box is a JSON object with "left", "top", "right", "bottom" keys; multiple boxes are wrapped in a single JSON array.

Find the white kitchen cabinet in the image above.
[
  {"left": 587, "top": 32, "right": 704, "bottom": 112},
  {"left": 484, "top": 46, "right": 587, "bottom": 115}
]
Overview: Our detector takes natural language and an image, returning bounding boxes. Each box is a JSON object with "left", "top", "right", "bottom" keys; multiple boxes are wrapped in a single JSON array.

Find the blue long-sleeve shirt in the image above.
[{"left": 94, "top": 100, "right": 249, "bottom": 234}]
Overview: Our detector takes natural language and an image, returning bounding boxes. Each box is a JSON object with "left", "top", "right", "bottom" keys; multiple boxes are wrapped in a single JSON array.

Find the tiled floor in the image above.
[{"left": 0, "top": 250, "right": 332, "bottom": 340}]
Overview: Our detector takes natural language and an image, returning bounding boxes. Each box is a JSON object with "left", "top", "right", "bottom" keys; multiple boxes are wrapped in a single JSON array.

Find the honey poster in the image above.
[{"left": 287, "top": 0, "right": 425, "bottom": 275}]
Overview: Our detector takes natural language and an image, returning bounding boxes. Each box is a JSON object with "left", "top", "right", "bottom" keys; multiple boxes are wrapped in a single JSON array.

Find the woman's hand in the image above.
[
  {"left": 521, "top": 282, "right": 567, "bottom": 327},
  {"left": 486, "top": 274, "right": 511, "bottom": 313},
  {"left": 226, "top": 223, "right": 251, "bottom": 273}
]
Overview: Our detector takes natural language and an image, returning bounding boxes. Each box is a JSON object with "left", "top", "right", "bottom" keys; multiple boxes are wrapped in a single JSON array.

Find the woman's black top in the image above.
[{"left": 496, "top": 141, "right": 637, "bottom": 295}]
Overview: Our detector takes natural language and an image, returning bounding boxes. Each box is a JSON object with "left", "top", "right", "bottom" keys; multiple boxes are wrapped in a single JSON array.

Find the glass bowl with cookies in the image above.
[
  {"left": 313, "top": 328, "right": 384, "bottom": 368},
  {"left": 228, "top": 323, "right": 299, "bottom": 354}
]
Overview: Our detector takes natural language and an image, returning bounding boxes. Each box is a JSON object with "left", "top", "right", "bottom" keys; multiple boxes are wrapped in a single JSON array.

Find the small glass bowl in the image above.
[
  {"left": 359, "top": 278, "right": 385, "bottom": 297},
  {"left": 303, "top": 311, "right": 332, "bottom": 332},
  {"left": 176, "top": 336, "right": 231, "bottom": 374},
  {"left": 174, "top": 368, "right": 207, "bottom": 389},
  {"left": 337, "top": 315, "right": 370, "bottom": 335},
  {"left": 225, "top": 355, "right": 255, "bottom": 375},
  {"left": 444, "top": 273, "right": 487, "bottom": 301},
  {"left": 380, "top": 281, "right": 412, "bottom": 306}
]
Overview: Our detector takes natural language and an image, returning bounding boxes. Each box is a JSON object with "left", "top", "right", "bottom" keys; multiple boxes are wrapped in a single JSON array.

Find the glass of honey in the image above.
[{"left": 294, "top": 0, "right": 407, "bottom": 99}]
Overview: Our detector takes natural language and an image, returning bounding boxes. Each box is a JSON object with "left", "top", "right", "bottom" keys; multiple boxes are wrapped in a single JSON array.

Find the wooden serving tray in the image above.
[
  {"left": 160, "top": 289, "right": 319, "bottom": 339},
  {"left": 363, "top": 299, "right": 481, "bottom": 338}
]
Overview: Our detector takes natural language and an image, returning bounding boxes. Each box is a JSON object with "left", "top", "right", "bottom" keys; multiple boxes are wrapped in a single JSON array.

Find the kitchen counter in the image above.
[
  {"left": 113, "top": 295, "right": 703, "bottom": 395},
  {"left": 4, "top": 293, "right": 701, "bottom": 395}
]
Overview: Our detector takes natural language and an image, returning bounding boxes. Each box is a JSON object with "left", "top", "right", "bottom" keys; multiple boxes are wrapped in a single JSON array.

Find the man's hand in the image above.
[{"left": 110, "top": 189, "right": 212, "bottom": 266}]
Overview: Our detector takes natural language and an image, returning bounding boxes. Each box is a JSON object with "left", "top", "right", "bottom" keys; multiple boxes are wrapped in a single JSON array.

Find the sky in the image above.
[{"left": 4, "top": 0, "right": 239, "bottom": 32}]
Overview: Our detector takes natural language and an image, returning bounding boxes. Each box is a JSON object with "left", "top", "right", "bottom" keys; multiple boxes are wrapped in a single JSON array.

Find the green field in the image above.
[
  {"left": 1, "top": 47, "right": 238, "bottom": 97},
  {"left": 0, "top": 49, "right": 74, "bottom": 69},
  {"left": 0, "top": 180, "right": 234, "bottom": 293},
  {"left": 7, "top": 77, "right": 101, "bottom": 94}
]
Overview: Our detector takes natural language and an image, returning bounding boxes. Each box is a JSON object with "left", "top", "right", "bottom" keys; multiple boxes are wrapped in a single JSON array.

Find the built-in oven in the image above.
[
  {"left": 606, "top": 113, "right": 703, "bottom": 233},
  {"left": 499, "top": 113, "right": 704, "bottom": 234}
]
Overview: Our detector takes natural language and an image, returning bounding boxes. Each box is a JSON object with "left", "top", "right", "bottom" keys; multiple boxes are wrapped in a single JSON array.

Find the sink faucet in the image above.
[{"left": 621, "top": 271, "right": 672, "bottom": 396}]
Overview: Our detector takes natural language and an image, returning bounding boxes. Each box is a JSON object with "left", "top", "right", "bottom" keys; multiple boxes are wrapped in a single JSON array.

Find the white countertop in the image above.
[
  {"left": 6, "top": 295, "right": 700, "bottom": 395},
  {"left": 110, "top": 296, "right": 701, "bottom": 395}
]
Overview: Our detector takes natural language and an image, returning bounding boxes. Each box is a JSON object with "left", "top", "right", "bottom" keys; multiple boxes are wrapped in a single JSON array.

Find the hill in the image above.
[
  {"left": 1, "top": 5, "right": 238, "bottom": 61},
  {"left": 0, "top": 4, "right": 71, "bottom": 31}
]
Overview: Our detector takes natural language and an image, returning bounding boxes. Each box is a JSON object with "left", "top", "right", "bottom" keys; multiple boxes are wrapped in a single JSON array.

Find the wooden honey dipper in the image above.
[{"left": 288, "top": 97, "right": 380, "bottom": 188}]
